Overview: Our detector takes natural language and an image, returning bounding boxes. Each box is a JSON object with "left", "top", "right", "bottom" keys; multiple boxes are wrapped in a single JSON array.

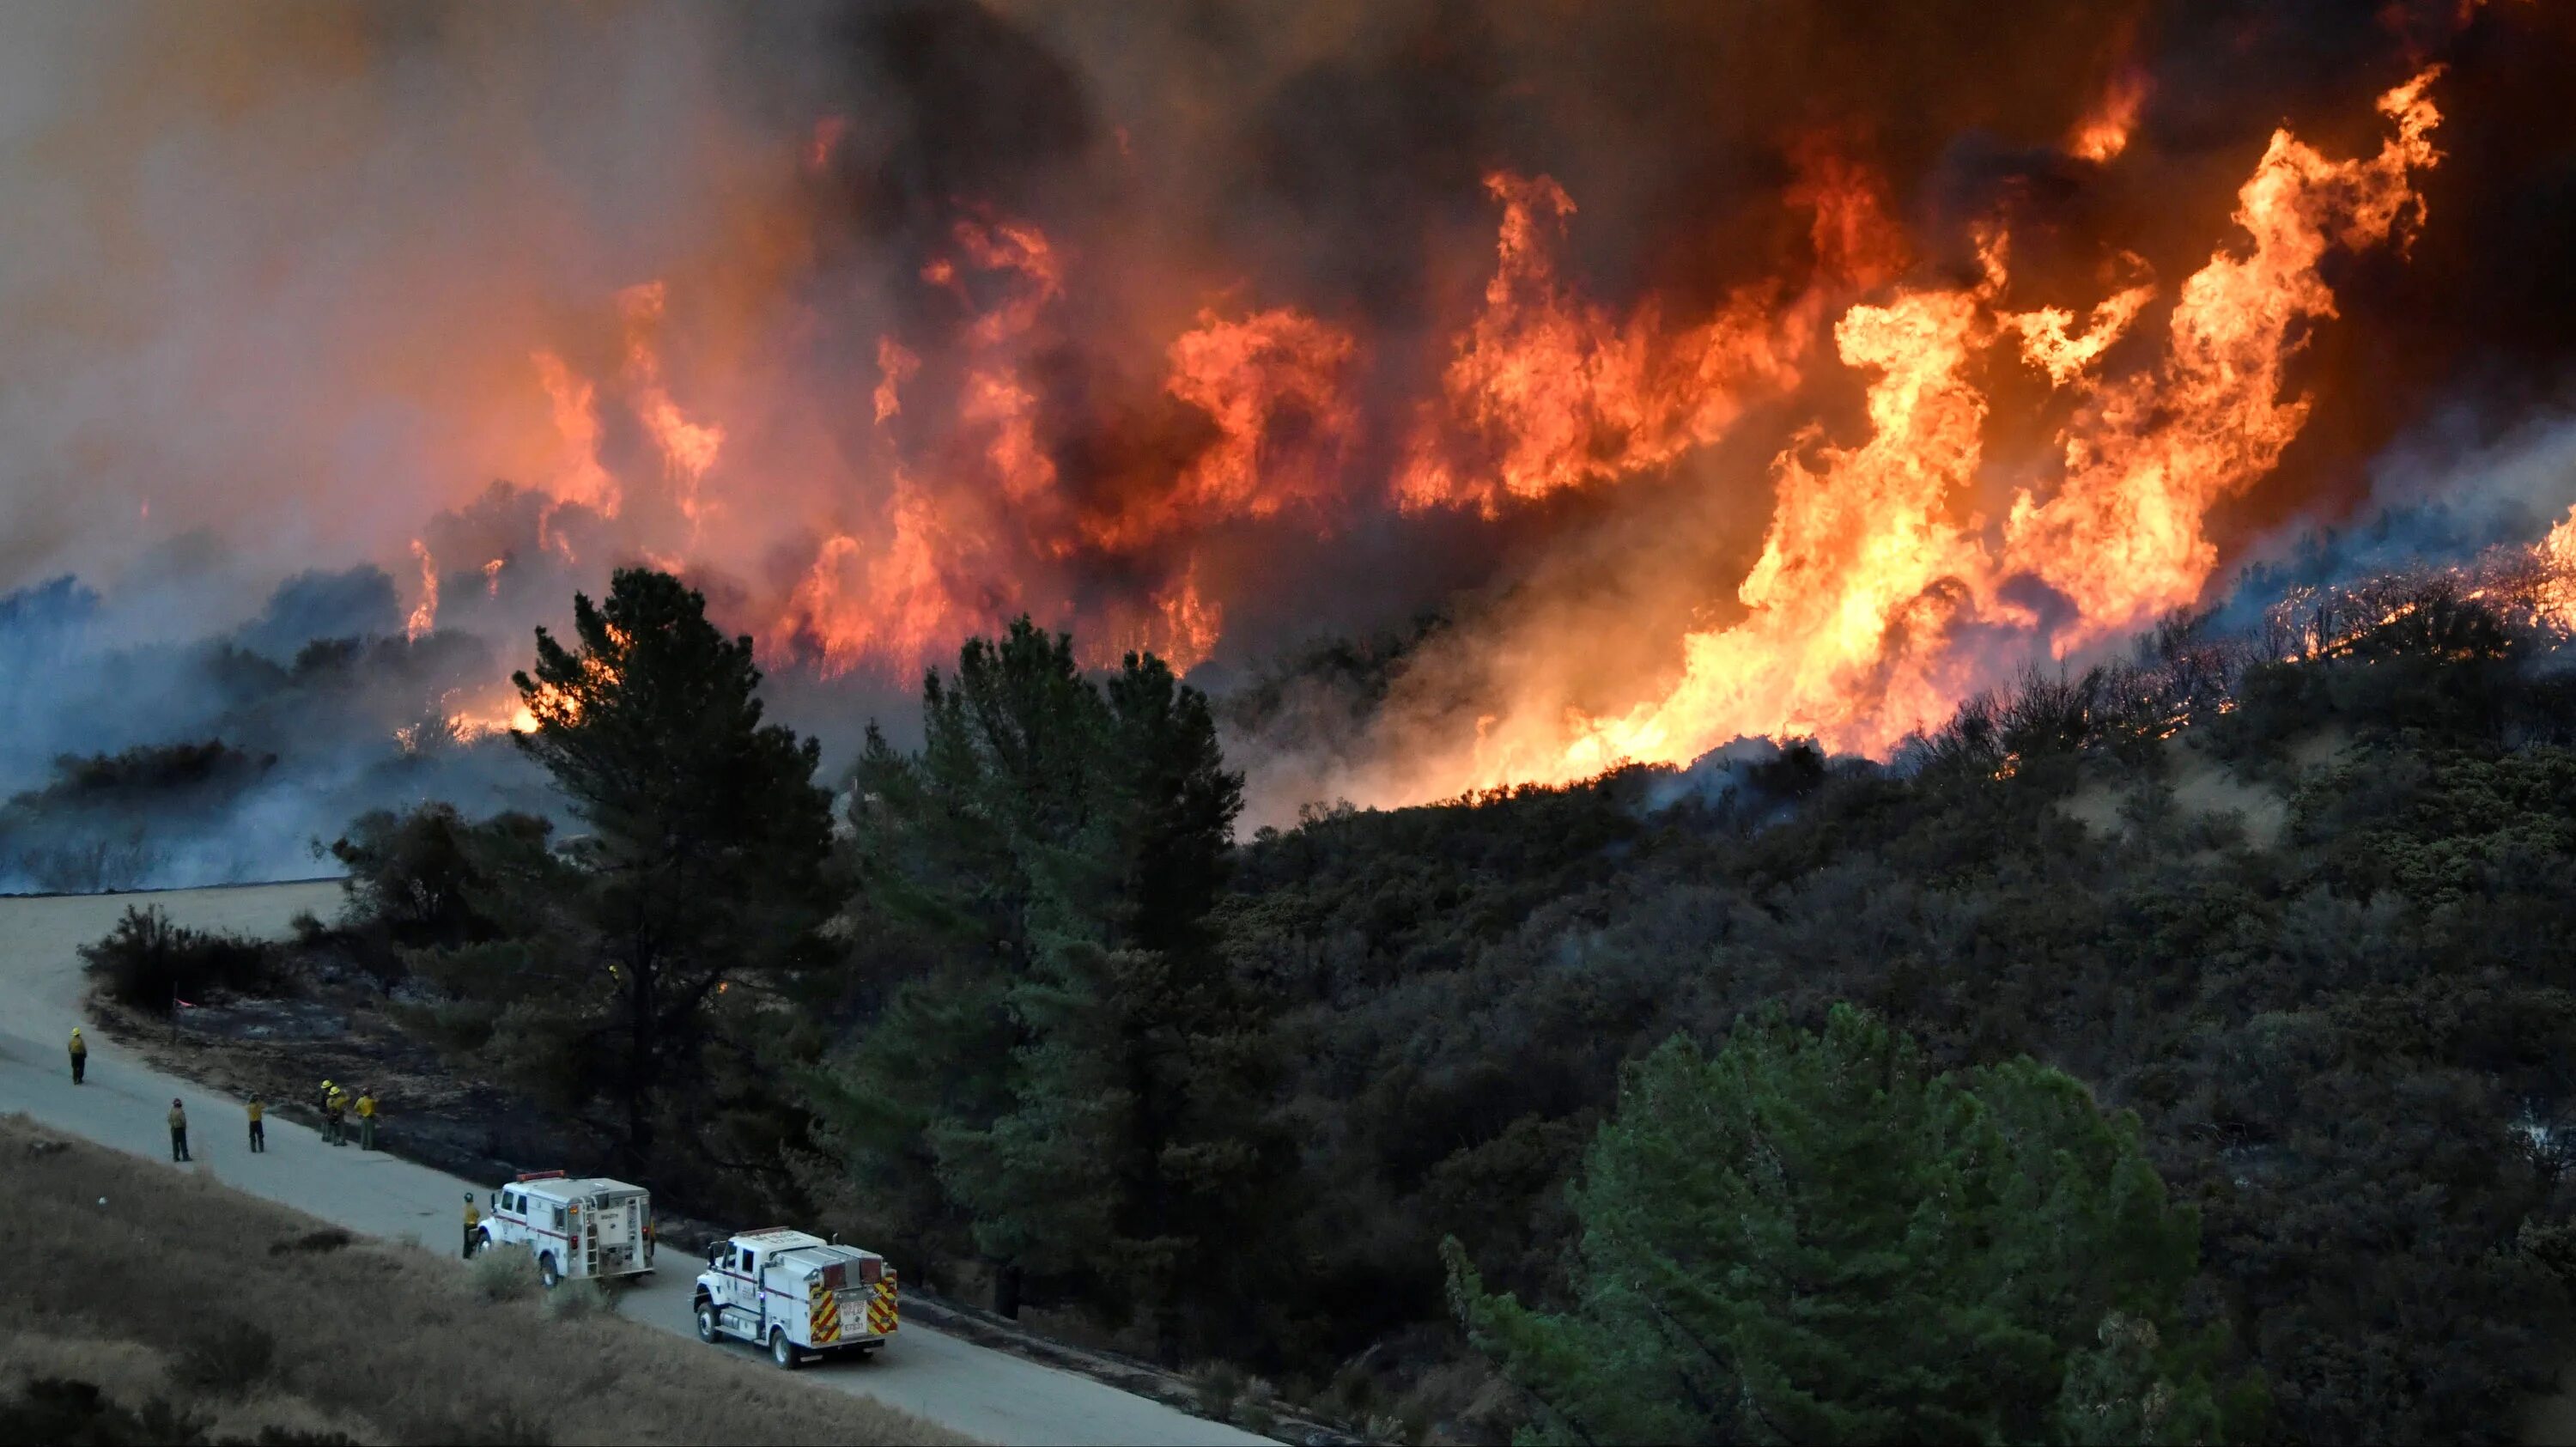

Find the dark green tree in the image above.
[
  {"left": 806, "top": 622, "right": 1109, "bottom": 1280},
  {"left": 935, "top": 652, "right": 1280, "bottom": 1359},
  {"left": 434, "top": 568, "right": 834, "bottom": 1176},
  {"left": 331, "top": 803, "right": 548, "bottom": 949},
  {"left": 812, "top": 623, "right": 1284, "bottom": 1354},
  {"left": 1446, "top": 1006, "right": 2230, "bottom": 1445}
]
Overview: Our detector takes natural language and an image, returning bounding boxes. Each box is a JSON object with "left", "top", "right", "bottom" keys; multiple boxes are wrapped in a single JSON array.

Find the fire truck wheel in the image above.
[
  {"left": 538, "top": 1254, "right": 559, "bottom": 1290},
  {"left": 770, "top": 1328, "right": 799, "bottom": 1371},
  {"left": 696, "top": 1300, "right": 720, "bottom": 1343}
]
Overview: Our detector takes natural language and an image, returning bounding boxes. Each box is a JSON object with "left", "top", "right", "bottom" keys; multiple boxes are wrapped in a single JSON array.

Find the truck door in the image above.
[
  {"left": 714, "top": 1243, "right": 752, "bottom": 1328},
  {"left": 739, "top": 1248, "right": 763, "bottom": 1332}
]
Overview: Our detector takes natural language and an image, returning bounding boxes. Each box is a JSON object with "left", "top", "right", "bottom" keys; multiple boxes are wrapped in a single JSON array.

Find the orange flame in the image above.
[
  {"left": 1393, "top": 173, "right": 1819, "bottom": 516},
  {"left": 2069, "top": 70, "right": 2150, "bottom": 162},
  {"left": 873, "top": 337, "right": 919, "bottom": 425},
  {"left": 2002, "top": 68, "right": 2444, "bottom": 648},
  {"left": 532, "top": 350, "right": 618, "bottom": 515},
  {"left": 1394, "top": 149, "right": 1899, "bottom": 517},
  {"left": 2541, "top": 506, "right": 2576, "bottom": 629},
  {"left": 1480, "top": 286, "right": 1996, "bottom": 785},
  {"left": 1404, "top": 67, "right": 2445, "bottom": 795},
  {"left": 1075, "top": 307, "right": 1361, "bottom": 551},
  {"left": 779, "top": 471, "right": 975, "bottom": 674},
  {"left": 445, "top": 688, "right": 540, "bottom": 739},
  {"left": 440, "top": 68, "right": 2445, "bottom": 807},
  {"left": 618, "top": 282, "right": 725, "bottom": 525},
  {"left": 405, "top": 538, "right": 438, "bottom": 641},
  {"left": 949, "top": 220, "right": 1063, "bottom": 509}
]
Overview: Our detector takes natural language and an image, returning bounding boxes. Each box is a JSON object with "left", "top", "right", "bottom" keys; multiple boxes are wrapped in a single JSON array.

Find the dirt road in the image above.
[{"left": 0, "top": 882, "right": 1266, "bottom": 1447}]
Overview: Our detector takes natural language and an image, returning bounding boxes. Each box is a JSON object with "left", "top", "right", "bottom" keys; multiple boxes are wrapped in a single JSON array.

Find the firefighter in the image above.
[
  {"left": 643, "top": 1212, "right": 655, "bottom": 1267},
  {"left": 68, "top": 1027, "right": 87, "bottom": 1084},
  {"left": 167, "top": 1098, "right": 191, "bottom": 1162},
  {"left": 246, "top": 1096, "right": 265, "bottom": 1153},
  {"left": 355, "top": 1089, "right": 378, "bottom": 1151},
  {"left": 324, "top": 1082, "right": 348, "bottom": 1146},
  {"left": 462, "top": 1192, "right": 481, "bottom": 1260}
]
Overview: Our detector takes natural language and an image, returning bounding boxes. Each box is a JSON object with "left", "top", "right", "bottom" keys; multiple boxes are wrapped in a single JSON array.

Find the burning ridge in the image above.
[{"left": 3, "top": 1, "right": 2572, "bottom": 839}]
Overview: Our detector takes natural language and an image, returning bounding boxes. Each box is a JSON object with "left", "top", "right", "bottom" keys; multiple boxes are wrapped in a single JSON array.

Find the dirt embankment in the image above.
[{"left": 0, "top": 1113, "right": 966, "bottom": 1446}]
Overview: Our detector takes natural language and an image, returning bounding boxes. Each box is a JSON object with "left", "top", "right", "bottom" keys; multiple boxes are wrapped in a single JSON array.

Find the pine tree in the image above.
[
  {"left": 813, "top": 625, "right": 1285, "bottom": 1353},
  {"left": 462, "top": 568, "right": 833, "bottom": 1176},
  {"left": 1446, "top": 1006, "right": 2230, "bottom": 1444},
  {"left": 809, "top": 621, "right": 1110, "bottom": 1286}
]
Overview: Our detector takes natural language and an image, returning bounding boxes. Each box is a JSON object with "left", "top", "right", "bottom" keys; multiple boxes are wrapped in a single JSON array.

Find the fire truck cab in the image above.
[
  {"left": 472, "top": 1170, "right": 652, "bottom": 1288},
  {"left": 693, "top": 1227, "right": 898, "bottom": 1370}
]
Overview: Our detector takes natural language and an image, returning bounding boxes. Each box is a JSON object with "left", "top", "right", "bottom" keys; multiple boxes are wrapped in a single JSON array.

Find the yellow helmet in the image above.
[{"left": 69, "top": 1027, "right": 80, "bottom": 1036}]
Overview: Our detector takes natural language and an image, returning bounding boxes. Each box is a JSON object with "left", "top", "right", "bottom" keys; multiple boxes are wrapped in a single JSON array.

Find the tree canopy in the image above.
[
  {"left": 1448, "top": 1006, "right": 2235, "bottom": 1445},
  {"left": 409, "top": 568, "right": 834, "bottom": 1183},
  {"left": 811, "top": 619, "right": 1285, "bottom": 1357}
]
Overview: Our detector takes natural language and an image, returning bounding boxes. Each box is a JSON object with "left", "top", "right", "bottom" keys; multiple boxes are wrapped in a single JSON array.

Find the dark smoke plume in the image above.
[{"left": 0, "top": 1, "right": 2571, "bottom": 877}]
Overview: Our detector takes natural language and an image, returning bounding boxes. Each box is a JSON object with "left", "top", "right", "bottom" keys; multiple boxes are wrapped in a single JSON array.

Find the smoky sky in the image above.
[
  {"left": 0, "top": 0, "right": 2572, "bottom": 847},
  {"left": 6, "top": 1, "right": 2569, "bottom": 604}
]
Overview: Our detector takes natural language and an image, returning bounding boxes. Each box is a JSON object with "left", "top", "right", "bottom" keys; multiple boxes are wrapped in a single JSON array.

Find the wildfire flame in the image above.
[
  {"left": 1430, "top": 68, "right": 2445, "bottom": 793},
  {"left": 1390, "top": 161, "right": 1882, "bottom": 516},
  {"left": 406, "top": 539, "right": 438, "bottom": 641},
  {"left": 618, "top": 282, "right": 724, "bottom": 526},
  {"left": 873, "top": 337, "right": 918, "bottom": 425},
  {"left": 444, "top": 690, "right": 539, "bottom": 740},
  {"left": 2069, "top": 70, "right": 2150, "bottom": 162},
  {"left": 2540, "top": 506, "right": 2576, "bottom": 629},
  {"left": 532, "top": 350, "right": 618, "bottom": 516},
  {"left": 380, "top": 61, "right": 2456, "bottom": 807},
  {"left": 2002, "top": 68, "right": 2444, "bottom": 648}
]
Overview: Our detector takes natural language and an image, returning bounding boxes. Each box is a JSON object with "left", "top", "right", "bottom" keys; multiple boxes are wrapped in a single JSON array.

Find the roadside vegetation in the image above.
[
  {"left": 80, "top": 903, "right": 279, "bottom": 1012},
  {"left": 85, "top": 563, "right": 2576, "bottom": 1443},
  {"left": 0, "top": 1114, "right": 959, "bottom": 1446}
]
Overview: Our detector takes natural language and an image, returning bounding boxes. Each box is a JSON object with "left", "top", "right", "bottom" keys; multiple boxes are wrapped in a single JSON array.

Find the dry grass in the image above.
[{"left": 0, "top": 1114, "right": 969, "bottom": 1446}]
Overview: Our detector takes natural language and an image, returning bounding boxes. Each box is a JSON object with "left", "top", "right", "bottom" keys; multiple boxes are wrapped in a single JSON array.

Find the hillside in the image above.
[
  {"left": 0, "top": 1113, "right": 962, "bottom": 1447},
  {"left": 1209, "top": 585, "right": 2576, "bottom": 1440},
  {"left": 65, "top": 573, "right": 2576, "bottom": 1443}
]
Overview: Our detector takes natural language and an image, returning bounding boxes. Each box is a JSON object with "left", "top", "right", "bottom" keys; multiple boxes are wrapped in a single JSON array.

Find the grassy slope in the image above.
[{"left": 0, "top": 1114, "right": 969, "bottom": 1446}]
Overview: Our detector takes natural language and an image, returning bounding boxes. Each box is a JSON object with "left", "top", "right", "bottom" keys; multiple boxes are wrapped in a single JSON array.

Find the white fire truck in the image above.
[
  {"left": 693, "top": 1227, "right": 898, "bottom": 1369},
  {"left": 471, "top": 1170, "right": 653, "bottom": 1288}
]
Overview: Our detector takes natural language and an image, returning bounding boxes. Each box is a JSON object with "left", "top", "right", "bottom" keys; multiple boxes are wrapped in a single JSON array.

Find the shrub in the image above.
[
  {"left": 1190, "top": 1361, "right": 1246, "bottom": 1423},
  {"left": 469, "top": 1250, "right": 538, "bottom": 1304},
  {"left": 410, "top": 1401, "right": 554, "bottom": 1447},
  {"left": 268, "top": 1229, "right": 353, "bottom": 1256},
  {"left": 172, "top": 1317, "right": 276, "bottom": 1397},
  {"left": 78, "top": 905, "right": 276, "bottom": 1012},
  {"left": 540, "top": 1279, "right": 617, "bottom": 1321},
  {"left": 1234, "top": 1377, "right": 1279, "bottom": 1435},
  {"left": 328, "top": 804, "right": 550, "bottom": 950},
  {"left": 0, "top": 1378, "right": 210, "bottom": 1446}
]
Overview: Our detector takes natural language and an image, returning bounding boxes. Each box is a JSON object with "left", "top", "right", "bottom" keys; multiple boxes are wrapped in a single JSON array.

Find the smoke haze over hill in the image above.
[{"left": 3, "top": 1, "right": 2573, "bottom": 882}]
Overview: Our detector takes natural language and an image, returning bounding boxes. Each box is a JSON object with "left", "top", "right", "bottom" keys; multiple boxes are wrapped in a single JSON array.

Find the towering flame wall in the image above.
[{"left": 3, "top": 2, "right": 2572, "bottom": 820}]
